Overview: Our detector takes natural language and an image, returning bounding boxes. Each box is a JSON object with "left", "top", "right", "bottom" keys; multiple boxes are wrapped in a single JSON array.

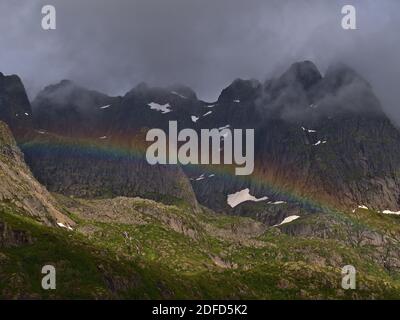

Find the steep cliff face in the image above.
[
  {"left": 188, "top": 61, "right": 400, "bottom": 218},
  {"left": 22, "top": 133, "right": 199, "bottom": 209},
  {"left": 25, "top": 81, "right": 200, "bottom": 208},
  {"left": 0, "top": 121, "right": 73, "bottom": 226},
  {"left": 12, "top": 61, "right": 400, "bottom": 221},
  {"left": 32, "top": 80, "right": 120, "bottom": 138},
  {"left": 0, "top": 73, "right": 33, "bottom": 140}
]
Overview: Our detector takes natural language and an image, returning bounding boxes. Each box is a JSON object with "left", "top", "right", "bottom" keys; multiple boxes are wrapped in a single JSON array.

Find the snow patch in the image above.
[
  {"left": 233, "top": 99, "right": 240, "bottom": 103},
  {"left": 218, "top": 125, "right": 231, "bottom": 130},
  {"left": 382, "top": 210, "right": 400, "bottom": 215},
  {"left": 313, "top": 140, "right": 327, "bottom": 146},
  {"left": 195, "top": 174, "right": 205, "bottom": 181},
  {"left": 218, "top": 125, "right": 231, "bottom": 139},
  {"left": 57, "top": 222, "right": 73, "bottom": 231},
  {"left": 269, "top": 201, "right": 286, "bottom": 205},
  {"left": 194, "top": 173, "right": 215, "bottom": 180},
  {"left": 227, "top": 188, "right": 268, "bottom": 208},
  {"left": 274, "top": 215, "right": 300, "bottom": 227},
  {"left": 99, "top": 136, "right": 107, "bottom": 140},
  {"left": 192, "top": 173, "right": 215, "bottom": 181},
  {"left": 353, "top": 205, "right": 368, "bottom": 212},
  {"left": 171, "top": 91, "right": 188, "bottom": 99},
  {"left": 148, "top": 102, "right": 172, "bottom": 114},
  {"left": 301, "top": 127, "right": 317, "bottom": 133}
]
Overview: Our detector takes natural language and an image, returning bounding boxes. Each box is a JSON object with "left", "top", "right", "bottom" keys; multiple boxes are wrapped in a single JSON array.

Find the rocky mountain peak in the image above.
[
  {"left": 37, "top": 79, "right": 77, "bottom": 98},
  {"left": 34, "top": 79, "right": 118, "bottom": 115},
  {"left": 323, "top": 63, "right": 370, "bottom": 92},
  {"left": 130, "top": 82, "right": 149, "bottom": 93},
  {"left": 126, "top": 82, "right": 198, "bottom": 102},
  {"left": 0, "top": 72, "right": 33, "bottom": 139},
  {"left": 279, "top": 61, "right": 322, "bottom": 91},
  {"left": 310, "top": 63, "right": 384, "bottom": 116},
  {"left": 218, "top": 78, "right": 261, "bottom": 103},
  {"left": 167, "top": 84, "right": 197, "bottom": 100},
  {"left": 56, "top": 79, "right": 74, "bottom": 87},
  {"left": 32, "top": 80, "right": 118, "bottom": 137},
  {"left": 34, "top": 79, "right": 110, "bottom": 108}
]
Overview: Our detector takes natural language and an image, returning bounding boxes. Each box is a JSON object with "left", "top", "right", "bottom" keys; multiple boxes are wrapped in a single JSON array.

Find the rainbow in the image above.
[{"left": 21, "top": 132, "right": 342, "bottom": 215}]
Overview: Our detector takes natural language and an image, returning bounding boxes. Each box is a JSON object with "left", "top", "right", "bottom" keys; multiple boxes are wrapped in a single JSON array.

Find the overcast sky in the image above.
[{"left": 0, "top": 0, "right": 399, "bottom": 121}]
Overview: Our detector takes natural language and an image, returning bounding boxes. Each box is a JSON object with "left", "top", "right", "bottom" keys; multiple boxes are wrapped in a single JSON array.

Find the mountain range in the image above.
[{"left": 1, "top": 62, "right": 400, "bottom": 299}]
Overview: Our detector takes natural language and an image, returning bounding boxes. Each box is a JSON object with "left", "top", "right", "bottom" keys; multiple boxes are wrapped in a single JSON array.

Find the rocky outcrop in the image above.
[
  {"left": 0, "top": 221, "right": 33, "bottom": 248},
  {"left": 0, "top": 72, "right": 33, "bottom": 140},
  {"left": 0, "top": 121, "right": 73, "bottom": 226},
  {"left": 59, "top": 196, "right": 202, "bottom": 240}
]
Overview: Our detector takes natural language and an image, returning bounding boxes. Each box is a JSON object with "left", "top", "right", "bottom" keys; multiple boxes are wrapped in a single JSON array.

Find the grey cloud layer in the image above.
[{"left": 0, "top": 0, "right": 399, "bottom": 122}]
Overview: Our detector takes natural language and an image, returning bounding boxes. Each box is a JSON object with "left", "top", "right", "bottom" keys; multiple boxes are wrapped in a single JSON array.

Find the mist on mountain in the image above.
[{"left": 1, "top": 0, "right": 400, "bottom": 123}]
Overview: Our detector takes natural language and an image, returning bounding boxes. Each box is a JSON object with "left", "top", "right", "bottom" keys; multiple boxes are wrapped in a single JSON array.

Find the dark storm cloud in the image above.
[{"left": 0, "top": 0, "right": 399, "bottom": 122}]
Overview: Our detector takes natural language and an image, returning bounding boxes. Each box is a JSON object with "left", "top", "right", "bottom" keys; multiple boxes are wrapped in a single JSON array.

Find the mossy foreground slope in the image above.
[{"left": 1, "top": 195, "right": 400, "bottom": 299}]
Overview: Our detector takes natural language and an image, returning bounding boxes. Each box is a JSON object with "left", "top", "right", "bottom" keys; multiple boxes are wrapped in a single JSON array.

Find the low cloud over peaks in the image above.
[{"left": 1, "top": 0, "right": 399, "bottom": 123}]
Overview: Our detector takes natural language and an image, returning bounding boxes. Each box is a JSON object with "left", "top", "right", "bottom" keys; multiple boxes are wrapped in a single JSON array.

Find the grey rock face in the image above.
[
  {"left": 17, "top": 80, "right": 200, "bottom": 208},
  {"left": 188, "top": 61, "right": 400, "bottom": 217},
  {"left": 32, "top": 79, "right": 120, "bottom": 137},
  {"left": 0, "top": 121, "right": 73, "bottom": 226},
  {"left": 0, "top": 73, "right": 33, "bottom": 139},
  {"left": 23, "top": 139, "right": 199, "bottom": 208},
  {"left": 4, "top": 61, "right": 400, "bottom": 222}
]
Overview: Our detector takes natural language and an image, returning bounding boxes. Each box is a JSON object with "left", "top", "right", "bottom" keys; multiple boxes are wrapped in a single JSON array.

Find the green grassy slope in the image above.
[{"left": 1, "top": 197, "right": 400, "bottom": 300}]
